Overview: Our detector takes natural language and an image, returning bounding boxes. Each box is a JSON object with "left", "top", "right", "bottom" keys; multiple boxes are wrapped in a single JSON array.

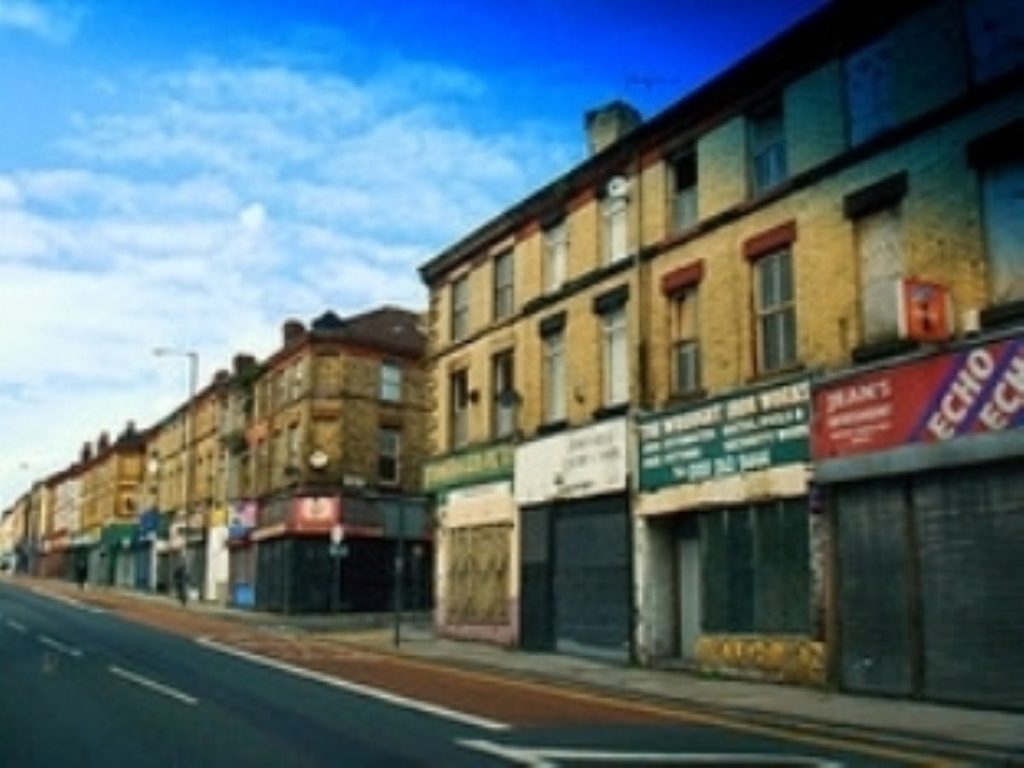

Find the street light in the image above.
[{"left": 153, "top": 347, "right": 199, "bottom": 599}]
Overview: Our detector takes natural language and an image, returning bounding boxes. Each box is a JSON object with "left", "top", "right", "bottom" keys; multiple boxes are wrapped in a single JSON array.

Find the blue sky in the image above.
[{"left": 0, "top": 0, "right": 826, "bottom": 507}]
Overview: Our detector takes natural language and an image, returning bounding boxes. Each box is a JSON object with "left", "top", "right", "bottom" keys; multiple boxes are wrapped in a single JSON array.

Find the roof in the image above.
[{"left": 310, "top": 305, "right": 426, "bottom": 359}]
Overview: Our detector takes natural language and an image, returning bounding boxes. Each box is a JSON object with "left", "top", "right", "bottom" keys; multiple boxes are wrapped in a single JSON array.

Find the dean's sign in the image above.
[
  {"left": 813, "top": 335, "right": 1024, "bottom": 459},
  {"left": 639, "top": 376, "right": 811, "bottom": 492}
]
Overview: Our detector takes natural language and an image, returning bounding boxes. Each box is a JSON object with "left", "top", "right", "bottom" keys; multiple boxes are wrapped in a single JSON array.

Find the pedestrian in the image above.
[
  {"left": 172, "top": 561, "right": 188, "bottom": 606},
  {"left": 75, "top": 558, "right": 87, "bottom": 590}
]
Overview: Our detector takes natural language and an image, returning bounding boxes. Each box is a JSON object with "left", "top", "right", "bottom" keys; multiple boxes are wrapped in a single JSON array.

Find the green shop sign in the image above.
[
  {"left": 423, "top": 443, "right": 514, "bottom": 493},
  {"left": 639, "top": 375, "right": 811, "bottom": 492}
]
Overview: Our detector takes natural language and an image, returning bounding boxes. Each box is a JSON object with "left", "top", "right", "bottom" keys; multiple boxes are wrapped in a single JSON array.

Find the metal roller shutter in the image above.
[{"left": 552, "top": 496, "right": 631, "bottom": 661}]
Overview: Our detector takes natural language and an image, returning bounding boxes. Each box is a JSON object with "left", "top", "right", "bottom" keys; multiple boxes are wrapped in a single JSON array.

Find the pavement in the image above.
[{"left": 12, "top": 575, "right": 1024, "bottom": 765}]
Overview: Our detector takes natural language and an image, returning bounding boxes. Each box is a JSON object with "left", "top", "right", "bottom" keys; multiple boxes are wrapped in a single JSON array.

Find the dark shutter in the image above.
[{"left": 519, "top": 505, "right": 553, "bottom": 650}]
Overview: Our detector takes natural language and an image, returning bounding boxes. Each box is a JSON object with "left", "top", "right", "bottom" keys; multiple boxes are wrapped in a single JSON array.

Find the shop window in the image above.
[
  {"left": 542, "top": 329, "right": 566, "bottom": 423},
  {"left": 981, "top": 158, "right": 1024, "bottom": 304},
  {"left": 672, "top": 288, "right": 701, "bottom": 395},
  {"left": 748, "top": 101, "right": 787, "bottom": 196},
  {"left": 965, "top": 0, "right": 1024, "bottom": 83},
  {"left": 379, "top": 361, "right": 402, "bottom": 402},
  {"left": 378, "top": 427, "right": 400, "bottom": 485},
  {"left": 451, "top": 274, "right": 469, "bottom": 341},
  {"left": 669, "top": 150, "right": 698, "bottom": 232},
  {"left": 754, "top": 247, "right": 797, "bottom": 373},
  {"left": 493, "top": 249, "right": 514, "bottom": 320},
  {"left": 845, "top": 35, "right": 894, "bottom": 145},
  {"left": 491, "top": 349, "right": 516, "bottom": 439},
  {"left": 701, "top": 501, "right": 810, "bottom": 634},
  {"left": 543, "top": 221, "right": 568, "bottom": 294}
]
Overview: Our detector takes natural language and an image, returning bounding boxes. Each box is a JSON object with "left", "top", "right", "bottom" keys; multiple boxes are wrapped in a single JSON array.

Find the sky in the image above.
[{"left": 0, "top": 0, "right": 827, "bottom": 507}]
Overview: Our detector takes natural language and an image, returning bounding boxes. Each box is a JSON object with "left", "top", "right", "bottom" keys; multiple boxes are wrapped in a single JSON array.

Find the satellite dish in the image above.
[
  {"left": 308, "top": 450, "right": 328, "bottom": 470},
  {"left": 606, "top": 176, "right": 631, "bottom": 199}
]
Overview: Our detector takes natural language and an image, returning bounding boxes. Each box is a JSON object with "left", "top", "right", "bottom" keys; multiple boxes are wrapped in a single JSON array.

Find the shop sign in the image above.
[
  {"left": 813, "top": 335, "right": 1024, "bottom": 459},
  {"left": 515, "top": 418, "right": 628, "bottom": 504},
  {"left": 639, "top": 376, "right": 811, "bottom": 492},
  {"left": 228, "top": 500, "right": 258, "bottom": 539},
  {"left": 290, "top": 496, "right": 340, "bottom": 533},
  {"left": 424, "top": 443, "right": 514, "bottom": 492}
]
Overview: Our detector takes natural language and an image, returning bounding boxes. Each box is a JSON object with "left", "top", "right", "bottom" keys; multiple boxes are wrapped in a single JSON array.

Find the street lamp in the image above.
[{"left": 153, "top": 347, "right": 199, "bottom": 599}]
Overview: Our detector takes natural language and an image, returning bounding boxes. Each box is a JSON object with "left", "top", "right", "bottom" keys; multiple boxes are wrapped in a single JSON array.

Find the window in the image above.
[
  {"left": 701, "top": 501, "right": 810, "bottom": 634},
  {"left": 290, "top": 364, "right": 304, "bottom": 400},
  {"left": 856, "top": 208, "right": 903, "bottom": 342},
  {"left": 378, "top": 427, "right": 400, "bottom": 485},
  {"left": 981, "top": 158, "right": 1024, "bottom": 304},
  {"left": 542, "top": 330, "right": 566, "bottom": 423},
  {"left": 493, "top": 250, "right": 514, "bottom": 320},
  {"left": 286, "top": 424, "right": 300, "bottom": 471},
  {"left": 380, "top": 361, "right": 402, "bottom": 402},
  {"left": 449, "top": 369, "right": 470, "bottom": 449},
  {"left": 669, "top": 151, "right": 698, "bottom": 231},
  {"left": 491, "top": 350, "right": 516, "bottom": 439},
  {"left": 748, "top": 102, "right": 787, "bottom": 195},
  {"left": 966, "top": 0, "right": 1024, "bottom": 83},
  {"left": 602, "top": 195, "right": 629, "bottom": 264},
  {"left": 543, "top": 222, "right": 568, "bottom": 293},
  {"left": 451, "top": 274, "right": 469, "bottom": 341},
  {"left": 601, "top": 306, "right": 629, "bottom": 406},
  {"left": 672, "top": 288, "right": 701, "bottom": 395},
  {"left": 755, "top": 247, "right": 797, "bottom": 373},
  {"left": 845, "top": 36, "right": 894, "bottom": 145}
]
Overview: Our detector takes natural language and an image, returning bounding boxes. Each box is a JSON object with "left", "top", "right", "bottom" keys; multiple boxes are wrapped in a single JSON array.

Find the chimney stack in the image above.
[
  {"left": 584, "top": 100, "right": 641, "bottom": 156},
  {"left": 282, "top": 319, "right": 305, "bottom": 346}
]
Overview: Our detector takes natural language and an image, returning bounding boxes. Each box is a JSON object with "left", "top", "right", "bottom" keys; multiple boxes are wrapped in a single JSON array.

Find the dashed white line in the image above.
[
  {"left": 38, "top": 635, "right": 83, "bottom": 658},
  {"left": 6, "top": 619, "right": 27, "bottom": 633},
  {"left": 196, "top": 637, "right": 508, "bottom": 732},
  {"left": 108, "top": 665, "right": 199, "bottom": 707}
]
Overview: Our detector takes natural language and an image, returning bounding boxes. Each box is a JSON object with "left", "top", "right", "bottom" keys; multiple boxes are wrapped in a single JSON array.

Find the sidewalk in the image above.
[{"left": 20, "top": 577, "right": 1024, "bottom": 763}]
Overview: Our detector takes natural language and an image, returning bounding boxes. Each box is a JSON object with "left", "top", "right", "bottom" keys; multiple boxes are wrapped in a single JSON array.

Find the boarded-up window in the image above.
[
  {"left": 701, "top": 500, "right": 811, "bottom": 634},
  {"left": 845, "top": 36, "right": 894, "bottom": 145},
  {"left": 857, "top": 208, "right": 903, "bottom": 343},
  {"left": 445, "top": 524, "right": 511, "bottom": 625},
  {"left": 966, "top": 0, "right": 1024, "bottom": 83},
  {"left": 982, "top": 158, "right": 1024, "bottom": 304}
]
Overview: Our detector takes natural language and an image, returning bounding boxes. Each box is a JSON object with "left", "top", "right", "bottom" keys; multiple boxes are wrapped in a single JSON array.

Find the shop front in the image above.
[
  {"left": 812, "top": 332, "right": 1024, "bottom": 710},
  {"left": 426, "top": 443, "right": 517, "bottom": 646},
  {"left": 227, "top": 500, "right": 258, "bottom": 608},
  {"left": 515, "top": 418, "right": 632, "bottom": 661},
  {"left": 636, "top": 375, "right": 823, "bottom": 685}
]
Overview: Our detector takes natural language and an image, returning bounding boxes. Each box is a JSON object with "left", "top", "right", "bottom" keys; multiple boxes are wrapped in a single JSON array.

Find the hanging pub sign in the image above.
[
  {"left": 812, "top": 334, "right": 1024, "bottom": 459},
  {"left": 639, "top": 375, "right": 811, "bottom": 492}
]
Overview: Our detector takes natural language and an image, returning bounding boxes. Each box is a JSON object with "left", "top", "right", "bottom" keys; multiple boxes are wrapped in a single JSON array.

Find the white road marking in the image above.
[
  {"left": 30, "top": 587, "right": 106, "bottom": 614},
  {"left": 197, "top": 637, "right": 509, "bottom": 732},
  {"left": 108, "top": 665, "right": 199, "bottom": 707},
  {"left": 38, "top": 635, "right": 83, "bottom": 658},
  {"left": 6, "top": 619, "right": 27, "bottom": 633},
  {"left": 458, "top": 740, "right": 844, "bottom": 766}
]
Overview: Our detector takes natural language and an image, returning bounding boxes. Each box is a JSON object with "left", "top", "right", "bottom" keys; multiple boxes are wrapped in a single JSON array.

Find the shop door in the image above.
[
  {"left": 552, "top": 496, "right": 631, "bottom": 661},
  {"left": 676, "top": 518, "right": 701, "bottom": 659},
  {"left": 836, "top": 481, "right": 914, "bottom": 696},
  {"left": 915, "top": 463, "right": 1024, "bottom": 710},
  {"left": 519, "top": 505, "right": 553, "bottom": 651}
]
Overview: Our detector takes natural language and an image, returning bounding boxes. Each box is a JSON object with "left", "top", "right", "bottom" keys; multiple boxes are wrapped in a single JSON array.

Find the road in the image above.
[{"left": 0, "top": 580, "right": 959, "bottom": 767}]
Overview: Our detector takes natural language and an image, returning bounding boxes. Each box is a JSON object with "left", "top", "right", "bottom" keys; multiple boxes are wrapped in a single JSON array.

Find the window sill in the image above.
[
  {"left": 593, "top": 403, "right": 629, "bottom": 420},
  {"left": 664, "top": 388, "right": 708, "bottom": 408},
  {"left": 747, "top": 362, "right": 806, "bottom": 385},
  {"left": 536, "top": 420, "right": 568, "bottom": 436},
  {"left": 850, "top": 338, "right": 918, "bottom": 364}
]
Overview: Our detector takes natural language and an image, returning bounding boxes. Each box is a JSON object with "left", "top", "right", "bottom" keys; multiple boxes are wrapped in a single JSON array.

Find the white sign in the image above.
[{"left": 514, "top": 418, "right": 628, "bottom": 505}]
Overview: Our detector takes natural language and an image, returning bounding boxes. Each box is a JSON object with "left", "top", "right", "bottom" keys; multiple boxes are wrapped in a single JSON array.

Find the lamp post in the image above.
[{"left": 154, "top": 347, "right": 199, "bottom": 598}]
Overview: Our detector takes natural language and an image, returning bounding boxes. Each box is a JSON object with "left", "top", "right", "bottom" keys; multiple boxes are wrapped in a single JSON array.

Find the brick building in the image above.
[{"left": 420, "top": 0, "right": 1024, "bottom": 706}]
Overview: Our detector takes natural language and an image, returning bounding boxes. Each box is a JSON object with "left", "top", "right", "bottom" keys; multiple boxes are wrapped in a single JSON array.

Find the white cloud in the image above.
[
  {"left": 0, "top": 51, "right": 577, "bottom": 507},
  {"left": 0, "top": 0, "right": 83, "bottom": 43}
]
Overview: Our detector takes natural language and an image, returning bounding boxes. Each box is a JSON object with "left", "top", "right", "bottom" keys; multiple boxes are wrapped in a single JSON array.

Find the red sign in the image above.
[
  {"left": 289, "top": 496, "right": 340, "bottom": 533},
  {"left": 813, "top": 336, "right": 1024, "bottom": 459},
  {"left": 898, "top": 278, "right": 952, "bottom": 342}
]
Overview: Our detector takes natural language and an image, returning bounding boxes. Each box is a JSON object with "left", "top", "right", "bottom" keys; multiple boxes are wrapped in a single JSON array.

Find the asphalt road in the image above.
[{"left": 0, "top": 580, "right": 952, "bottom": 767}]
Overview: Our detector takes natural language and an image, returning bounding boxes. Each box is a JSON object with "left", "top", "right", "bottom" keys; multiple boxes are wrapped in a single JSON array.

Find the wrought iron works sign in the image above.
[
  {"left": 639, "top": 376, "right": 811, "bottom": 491},
  {"left": 423, "top": 443, "right": 514, "bottom": 493}
]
